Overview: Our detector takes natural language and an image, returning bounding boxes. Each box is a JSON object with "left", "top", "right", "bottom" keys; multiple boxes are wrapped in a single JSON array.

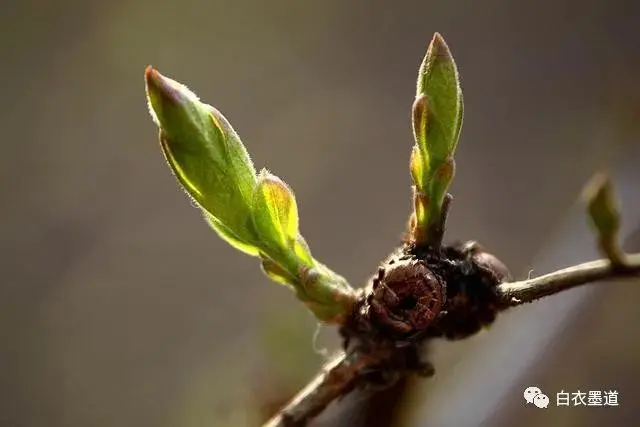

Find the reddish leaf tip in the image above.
[
  {"left": 144, "top": 65, "right": 161, "bottom": 88},
  {"left": 144, "top": 66, "right": 183, "bottom": 108},
  {"left": 428, "top": 32, "right": 451, "bottom": 60}
]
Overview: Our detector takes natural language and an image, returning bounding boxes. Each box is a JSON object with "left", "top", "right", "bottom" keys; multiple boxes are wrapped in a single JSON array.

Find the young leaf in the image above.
[
  {"left": 409, "top": 33, "right": 464, "bottom": 246},
  {"left": 145, "top": 66, "right": 259, "bottom": 254},
  {"left": 414, "top": 33, "right": 464, "bottom": 162},
  {"left": 250, "top": 171, "right": 356, "bottom": 322},
  {"left": 145, "top": 67, "right": 357, "bottom": 323},
  {"left": 251, "top": 169, "right": 306, "bottom": 268}
]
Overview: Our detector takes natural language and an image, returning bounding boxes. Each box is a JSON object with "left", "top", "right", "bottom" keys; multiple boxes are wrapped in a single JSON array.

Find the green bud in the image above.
[
  {"left": 415, "top": 33, "right": 464, "bottom": 161},
  {"left": 583, "top": 173, "right": 624, "bottom": 264},
  {"left": 251, "top": 170, "right": 354, "bottom": 322},
  {"left": 409, "top": 33, "right": 464, "bottom": 245},
  {"left": 144, "top": 67, "right": 357, "bottom": 323},
  {"left": 254, "top": 170, "right": 299, "bottom": 244},
  {"left": 584, "top": 173, "right": 620, "bottom": 235},
  {"left": 252, "top": 169, "right": 313, "bottom": 270},
  {"left": 145, "top": 66, "right": 259, "bottom": 254}
]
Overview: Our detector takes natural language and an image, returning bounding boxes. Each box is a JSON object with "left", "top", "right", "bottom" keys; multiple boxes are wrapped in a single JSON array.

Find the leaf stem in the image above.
[{"left": 425, "top": 193, "right": 452, "bottom": 249}]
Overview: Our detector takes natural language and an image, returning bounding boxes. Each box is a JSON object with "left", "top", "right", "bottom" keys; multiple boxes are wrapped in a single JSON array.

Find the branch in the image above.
[
  {"left": 495, "top": 253, "right": 640, "bottom": 306},
  {"left": 263, "top": 351, "right": 372, "bottom": 427},
  {"left": 264, "top": 252, "right": 640, "bottom": 426},
  {"left": 497, "top": 173, "right": 638, "bottom": 306}
]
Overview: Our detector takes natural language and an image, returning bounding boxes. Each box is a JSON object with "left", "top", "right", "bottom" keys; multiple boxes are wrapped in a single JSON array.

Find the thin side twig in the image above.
[
  {"left": 263, "top": 252, "right": 640, "bottom": 426},
  {"left": 496, "top": 253, "right": 640, "bottom": 306}
]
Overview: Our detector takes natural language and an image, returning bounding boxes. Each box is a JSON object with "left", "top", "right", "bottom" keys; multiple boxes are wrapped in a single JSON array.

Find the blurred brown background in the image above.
[{"left": 1, "top": 0, "right": 639, "bottom": 426}]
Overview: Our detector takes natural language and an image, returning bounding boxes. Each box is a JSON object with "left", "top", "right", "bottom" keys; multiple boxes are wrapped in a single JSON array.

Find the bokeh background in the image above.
[{"left": 2, "top": 0, "right": 639, "bottom": 426}]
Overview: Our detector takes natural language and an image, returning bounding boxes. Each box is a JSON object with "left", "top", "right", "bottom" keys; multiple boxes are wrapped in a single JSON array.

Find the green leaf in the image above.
[
  {"left": 145, "top": 67, "right": 357, "bottom": 323},
  {"left": 250, "top": 169, "right": 313, "bottom": 272},
  {"left": 414, "top": 33, "right": 464, "bottom": 163},
  {"left": 146, "top": 66, "right": 259, "bottom": 254},
  {"left": 248, "top": 171, "right": 355, "bottom": 322},
  {"left": 409, "top": 33, "right": 464, "bottom": 245},
  {"left": 252, "top": 170, "right": 299, "bottom": 249}
]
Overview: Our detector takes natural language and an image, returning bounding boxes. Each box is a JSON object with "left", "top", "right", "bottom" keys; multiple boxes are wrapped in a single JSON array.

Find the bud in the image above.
[
  {"left": 415, "top": 33, "right": 464, "bottom": 162},
  {"left": 144, "top": 67, "right": 357, "bottom": 323},
  {"left": 145, "top": 66, "right": 259, "bottom": 254},
  {"left": 583, "top": 173, "right": 621, "bottom": 240},
  {"left": 409, "top": 33, "right": 464, "bottom": 246},
  {"left": 583, "top": 173, "right": 624, "bottom": 264},
  {"left": 252, "top": 169, "right": 313, "bottom": 272}
]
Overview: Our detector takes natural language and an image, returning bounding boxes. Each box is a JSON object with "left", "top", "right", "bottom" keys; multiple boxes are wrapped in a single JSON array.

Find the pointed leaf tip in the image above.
[
  {"left": 144, "top": 67, "right": 260, "bottom": 254},
  {"left": 144, "top": 65, "right": 157, "bottom": 85},
  {"left": 417, "top": 33, "right": 453, "bottom": 93},
  {"left": 429, "top": 33, "right": 451, "bottom": 60},
  {"left": 144, "top": 67, "right": 201, "bottom": 126},
  {"left": 144, "top": 66, "right": 181, "bottom": 98}
]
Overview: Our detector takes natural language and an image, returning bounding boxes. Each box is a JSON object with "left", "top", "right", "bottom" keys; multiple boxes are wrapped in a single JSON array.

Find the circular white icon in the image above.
[
  {"left": 533, "top": 393, "right": 550, "bottom": 408},
  {"left": 524, "top": 386, "right": 542, "bottom": 403}
]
